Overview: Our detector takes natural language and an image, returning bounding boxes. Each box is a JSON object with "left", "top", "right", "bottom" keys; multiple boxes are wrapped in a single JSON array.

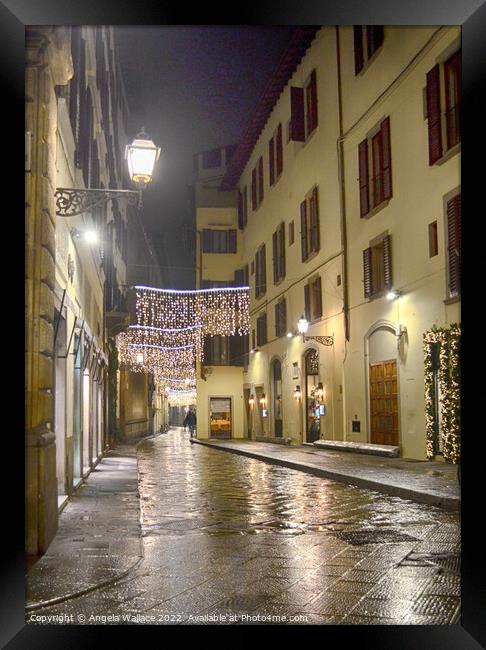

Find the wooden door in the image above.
[{"left": 369, "top": 359, "right": 398, "bottom": 445}]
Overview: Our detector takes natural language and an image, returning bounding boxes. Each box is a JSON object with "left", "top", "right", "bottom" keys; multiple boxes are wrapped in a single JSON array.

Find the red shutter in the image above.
[
  {"left": 290, "top": 86, "right": 305, "bottom": 142},
  {"left": 300, "top": 200, "right": 308, "bottom": 261},
  {"left": 381, "top": 117, "right": 392, "bottom": 200},
  {"left": 258, "top": 157, "right": 264, "bottom": 204},
  {"left": 276, "top": 123, "right": 283, "bottom": 176},
  {"left": 272, "top": 231, "right": 278, "bottom": 283},
  {"left": 238, "top": 191, "right": 244, "bottom": 229},
  {"left": 358, "top": 139, "right": 370, "bottom": 217},
  {"left": 310, "top": 69, "right": 318, "bottom": 133},
  {"left": 269, "top": 137, "right": 275, "bottom": 186},
  {"left": 354, "top": 26, "right": 364, "bottom": 75},
  {"left": 304, "top": 284, "right": 310, "bottom": 320},
  {"left": 445, "top": 51, "right": 461, "bottom": 149},
  {"left": 426, "top": 65, "right": 443, "bottom": 165},
  {"left": 251, "top": 168, "right": 257, "bottom": 210},
  {"left": 447, "top": 194, "right": 461, "bottom": 297},
  {"left": 228, "top": 230, "right": 237, "bottom": 254},
  {"left": 383, "top": 235, "right": 392, "bottom": 290},
  {"left": 363, "top": 247, "right": 372, "bottom": 298}
]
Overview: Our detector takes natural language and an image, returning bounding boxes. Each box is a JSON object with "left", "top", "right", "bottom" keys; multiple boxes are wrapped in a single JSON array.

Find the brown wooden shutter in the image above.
[
  {"left": 272, "top": 231, "right": 278, "bottom": 283},
  {"left": 202, "top": 229, "right": 211, "bottom": 253},
  {"left": 381, "top": 117, "right": 392, "bottom": 200},
  {"left": 300, "top": 200, "right": 308, "bottom": 261},
  {"left": 269, "top": 137, "right": 275, "bottom": 186},
  {"left": 367, "top": 25, "right": 384, "bottom": 58},
  {"left": 261, "top": 243, "right": 266, "bottom": 294},
  {"left": 426, "top": 65, "right": 443, "bottom": 165},
  {"left": 229, "top": 335, "right": 245, "bottom": 366},
  {"left": 445, "top": 50, "right": 461, "bottom": 149},
  {"left": 276, "top": 123, "right": 283, "bottom": 176},
  {"left": 251, "top": 168, "right": 257, "bottom": 210},
  {"left": 228, "top": 230, "right": 237, "bottom": 253},
  {"left": 290, "top": 86, "right": 305, "bottom": 142},
  {"left": 447, "top": 194, "right": 461, "bottom": 297},
  {"left": 262, "top": 313, "right": 267, "bottom": 344},
  {"left": 275, "top": 302, "right": 280, "bottom": 337},
  {"left": 310, "top": 186, "right": 320, "bottom": 252},
  {"left": 238, "top": 191, "right": 244, "bottom": 229},
  {"left": 363, "top": 247, "right": 372, "bottom": 298},
  {"left": 203, "top": 335, "right": 213, "bottom": 365},
  {"left": 309, "top": 69, "right": 318, "bottom": 133},
  {"left": 354, "top": 26, "right": 364, "bottom": 75},
  {"left": 383, "top": 235, "right": 392, "bottom": 290},
  {"left": 279, "top": 223, "right": 286, "bottom": 279},
  {"left": 243, "top": 186, "right": 248, "bottom": 227},
  {"left": 358, "top": 139, "right": 370, "bottom": 217},
  {"left": 304, "top": 284, "right": 311, "bottom": 320},
  {"left": 254, "top": 251, "right": 259, "bottom": 298},
  {"left": 258, "top": 157, "right": 264, "bottom": 204},
  {"left": 315, "top": 277, "right": 322, "bottom": 319}
]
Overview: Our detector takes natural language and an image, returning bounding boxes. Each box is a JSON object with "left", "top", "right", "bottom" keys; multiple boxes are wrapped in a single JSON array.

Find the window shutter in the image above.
[
  {"left": 314, "top": 277, "right": 322, "bottom": 319},
  {"left": 363, "top": 247, "right": 372, "bottom": 298},
  {"left": 290, "top": 86, "right": 305, "bottom": 142},
  {"left": 383, "top": 235, "right": 392, "bottom": 290},
  {"left": 358, "top": 139, "right": 370, "bottom": 217},
  {"left": 272, "top": 231, "right": 278, "bottom": 283},
  {"left": 254, "top": 251, "right": 260, "bottom": 298},
  {"left": 276, "top": 123, "right": 283, "bottom": 177},
  {"left": 304, "top": 284, "right": 311, "bottom": 320},
  {"left": 300, "top": 200, "right": 308, "bottom": 261},
  {"left": 258, "top": 157, "right": 264, "bottom": 204},
  {"left": 381, "top": 117, "right": 392, "bottom": 200},
  {"left": 202, "top": 229, "right": 211, "bottom": 253},
  {"left": 354, "top": 26, "right": 364, "bottom": 75},
  {"left": 229, "top": 335, "right": 245, "bottom": 366},
  {"left": 251, "top": 168, "right": 257, "bottom": 210},
  {"left": 310, "top": 69, "right": 318, "bottom": 132},
  {"left": 261, "top": 243, "right": 266, "bottom": 294},
  {"left": 445, "top": 51, "right": 461, "bottom": 149},
  {"left": 238, "top": 191, "right": 244, "bottom": 229},
  {"left": 243, "top": 187, "right": 248, "bottom": 227},
  {"left": 269, "top": 137, "right": 275, "bottom": 186},
  {"left": 244, "top": 264, "right": 249, "bottom": 286},
  {"left": 228, "top": 230, "right": 237, "bottom": 254},
  {"left": 426, "top": 65, "right": 443, "bottom": 165},
  {"left": 262, "top": 313, "right": 267, "bottom": 344},
  {"left": 447, "top": 194, "right": 461, "bottom": 296},
  {"left": 203, "top": 335, "right": 213, "bottom": 365},
  {"left": 279, "top": 223, "right": 286, "bottom": 279},
  {"left": 310, "top": 186, "right": 320, "bottom": 252},
  {"left": 275, "top": 303, "right": 280, "bottom": 337},
  {"left": 234, "top": 268, "right": 244, "bottom": 287},
  {"left": 367, "top": 25, "right": 384, "bottom": 58}
]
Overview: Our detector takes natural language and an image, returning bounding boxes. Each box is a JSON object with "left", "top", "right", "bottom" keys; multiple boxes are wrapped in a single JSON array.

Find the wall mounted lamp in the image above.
[
  {"left": 297, "top": 315, "right": 334, "bottom": 347},
  {"left": 294, "top": 385, "right": 302, "bottom": 400}
]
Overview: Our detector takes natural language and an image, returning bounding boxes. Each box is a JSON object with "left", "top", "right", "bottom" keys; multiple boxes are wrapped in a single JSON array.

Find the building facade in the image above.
[{"left": 200, "top": 25, "right": 460, "bottom": 461}]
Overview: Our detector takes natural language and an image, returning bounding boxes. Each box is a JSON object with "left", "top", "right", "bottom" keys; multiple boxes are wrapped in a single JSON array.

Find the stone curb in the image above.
[
  {"left": 26, "top": 439, "right": 149, "bottom": 613},
  {"left": 191, "top": 439, "right": 460, "bottom": 512}
]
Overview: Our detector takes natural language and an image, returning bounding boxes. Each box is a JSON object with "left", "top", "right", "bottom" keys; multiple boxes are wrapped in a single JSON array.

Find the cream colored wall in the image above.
[
  {"left": 196, "top": 366, "right": 245, "bottom": 439},
  {"left": 237, "top": 27, "right": 346, "bottom": 443},
  {"left": 341, "top": 26, "right": 461, "bottom": 459},
  {"left": 196, "top": 206, "right": 241, "bottom": 285}
]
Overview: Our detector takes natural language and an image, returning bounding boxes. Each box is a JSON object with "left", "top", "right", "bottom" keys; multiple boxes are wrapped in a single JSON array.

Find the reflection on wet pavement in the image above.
[{"left": 29, "top": 429, "right": 460, "bottom": 625}]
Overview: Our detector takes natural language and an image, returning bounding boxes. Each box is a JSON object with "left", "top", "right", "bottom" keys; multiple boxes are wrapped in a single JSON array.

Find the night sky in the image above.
[{"left": 115, "top": 26, "right": 295, "bottom": 289}]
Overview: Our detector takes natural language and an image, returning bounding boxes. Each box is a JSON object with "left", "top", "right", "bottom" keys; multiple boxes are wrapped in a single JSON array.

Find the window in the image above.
[
  {"left": 256, "top": 313, "right": 268, "bottom": 347},
  {"left": 234, "top": 265, "right": 249, "bottom": 287},
  {"left": 255, "top": 244, "right": 267, "bottom": 298},
  {"left": 201, "top": 229, "right": 237, "bottom": 254},
  {"left": 268, "top": 124, "right": 283, "bottom": 185},
  {"left": 304, "top": 276, "right": 322, "bottom": 322},
  {"left": 445, "top": 193, "right": 461, "bottom": 299},
  {"left": 275, "top": 299, "right": 287, "bottom": 337},
  {"left": 202, "top": 148, "right": 222, "bottom": 169},
  {"left": 251, "top": 157, "right": 264, "bottom": 210},
  {"left": 359, "top": 117, "right": 392, "bottom": 217},
  {"left": 300, "top": 186, "right": 320, "bottom": 261},
  {"left": 272, "top": 223, "right": 286, "bottom": 284},
  {"left": 354, "top": 26, "right": 384, "bottom": 75},
  {"left": 429, "top": 221, "right": 438, "bottom": 258},
  {"left": 363, "top": 234, "right": 392, "bottom": 299},
  {"left": 289, "top": 68, "right": 318, "bottom": 142},
  {"left": 204, "top": 335, "right": 229, "bottom": 365},
  {"left": 289, "top": 220, "right": 295, "bottom": 245},
  {"left": 426, "top": 50, "right": 461, "bottom": 165},
  {"left": 238, "top": 186, "right": 248, "bottom": 229}
]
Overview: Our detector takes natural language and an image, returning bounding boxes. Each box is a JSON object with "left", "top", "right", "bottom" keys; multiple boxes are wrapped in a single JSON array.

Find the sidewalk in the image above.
[
  {"left": 191, "top": 439, "right": 460, "bottom": 511},
  {"left": 26, "top": 442, "right": 144, "bottom": 612}
]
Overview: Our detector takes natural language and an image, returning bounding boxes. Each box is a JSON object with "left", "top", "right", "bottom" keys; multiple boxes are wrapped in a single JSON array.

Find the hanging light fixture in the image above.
[{"left": 125, "top": 128, "right": 161, "bottom": 188}]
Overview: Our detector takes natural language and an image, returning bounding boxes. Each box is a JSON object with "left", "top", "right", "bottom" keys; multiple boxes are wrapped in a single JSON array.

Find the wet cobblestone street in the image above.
[{"left": 29, "top": 429, "right": 460, "bottom": 625}]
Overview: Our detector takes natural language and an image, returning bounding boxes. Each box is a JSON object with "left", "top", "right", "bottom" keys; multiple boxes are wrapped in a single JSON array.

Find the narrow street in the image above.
[{"left": 28, "top": 428, "right": 460, "bottom": 626}]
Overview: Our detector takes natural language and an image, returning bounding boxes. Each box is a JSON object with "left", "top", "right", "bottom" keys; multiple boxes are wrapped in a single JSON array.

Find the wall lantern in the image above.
[
  {"left": 316, "top": 382, "right": 324, "bottom": 400},
  {"left": 386, "top": 289, "right": 401, "bottom": 301},
  {"left": 287, "top": 331, "right": 294, "bottom": 338},
  {"left": 55, "top": 127, "right": 160, "bottom": 217},
  {"left": 297, "top": 314, "right": 334, "bottom": 347},
  {"left": 249, "top": 394, "right": 255, "bottom": 406},
  {"left": 259, "top": 393, "right": 266, "bottom": 406},
  {"left": 294, "top": 385, "right": 302, "bottom": 400}
]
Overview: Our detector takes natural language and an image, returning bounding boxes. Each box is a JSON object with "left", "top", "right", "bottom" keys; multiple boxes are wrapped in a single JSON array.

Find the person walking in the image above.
[{"left": 186, "top": 407, "right": 197, "bottom": 438}]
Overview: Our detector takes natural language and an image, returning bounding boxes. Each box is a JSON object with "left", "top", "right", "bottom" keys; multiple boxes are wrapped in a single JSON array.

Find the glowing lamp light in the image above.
[
  {"left": 259, "top": 393, "right": 266, "bottom": 406},
  {"left": 386, "top": 290, "right": 400, "bottom": 301},
  {"left": 287, "top": 332, "right": 293, "bottom": 338},
  {"left": 125, "top": 129, "right": 161, "bottom": 187},
  {"left": 316, "top": 382, "right": 324, "bottom": 399},
  {"left": 294, "top": 385, "right": 302, "bottom": 400},
  {"left": 136, "top": 352, "right": 144, "bottom": 364},
  {"left": 249, "top": 394, "right": 255, "bottom": 406},
  {"left": 298, "top": 315, "right": 309, "bottom": 334},
  {"left": 84, "top": 230, "right": 98, "bottom": 244}
]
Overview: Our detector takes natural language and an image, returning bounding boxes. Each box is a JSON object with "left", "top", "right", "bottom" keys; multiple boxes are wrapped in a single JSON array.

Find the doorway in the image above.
[
  {"left": 209, "top": 397, "right": 232, "bottom": 439},
  {"left": 369, "top": 359, "right": 398, "bottom": 445},
  {"left": 304, "top": 348, "right": 320, "bottom": 443},
  {"left": 271, "top": 359, "right": 283, "bottom": 437}
]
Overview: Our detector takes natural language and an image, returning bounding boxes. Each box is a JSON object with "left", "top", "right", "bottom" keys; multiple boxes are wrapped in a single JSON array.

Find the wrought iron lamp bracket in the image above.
[
  {"left": 55, "top": 187, "right": 141, "bottom": 217},
  {"left": 302, "top": 334, "right": 334, "bottom": 346}
]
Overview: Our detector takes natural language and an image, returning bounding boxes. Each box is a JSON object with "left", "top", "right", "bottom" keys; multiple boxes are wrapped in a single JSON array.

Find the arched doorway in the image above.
[
  {"left": 271, "top": 358, "right": 283, "bottom": 437},
  {"left": 304, "top": 348, "right": 320, "bottom": 443}
]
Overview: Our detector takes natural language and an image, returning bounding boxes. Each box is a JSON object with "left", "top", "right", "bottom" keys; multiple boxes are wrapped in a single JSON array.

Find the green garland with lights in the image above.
[{"left": 423, "top": 324, "right": 461, "bottom": 463}]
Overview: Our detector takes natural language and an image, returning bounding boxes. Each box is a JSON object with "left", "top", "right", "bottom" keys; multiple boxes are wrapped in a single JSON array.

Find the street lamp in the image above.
[
  {"left": 297, "top": 314, "right": 334, "bottom": 347},
  {"left": 55, "top": 128, "right": 161, "bottom": 217}
]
